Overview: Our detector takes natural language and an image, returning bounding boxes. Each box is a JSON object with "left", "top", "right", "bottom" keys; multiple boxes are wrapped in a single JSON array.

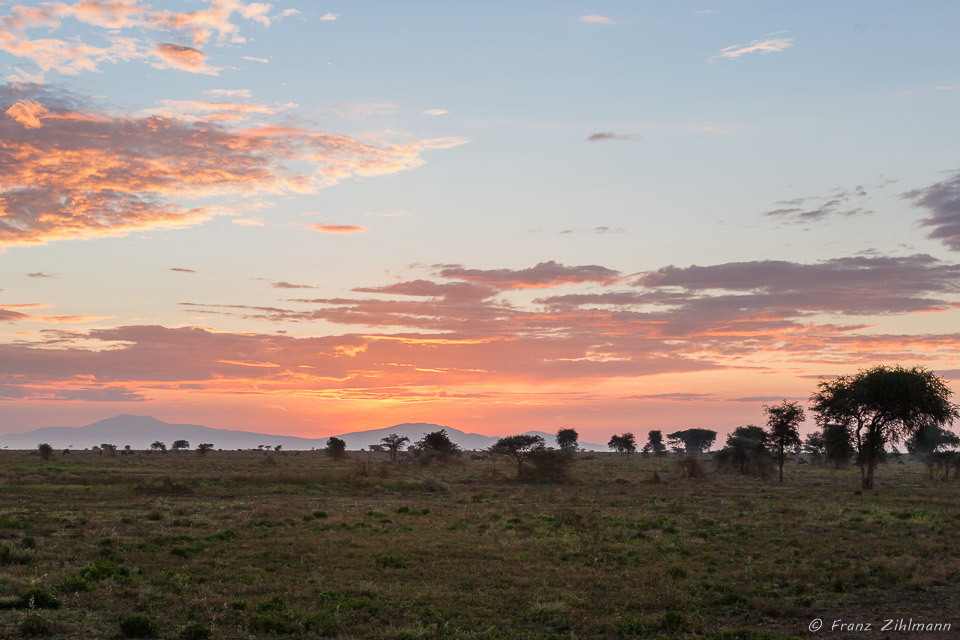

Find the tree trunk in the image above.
[{"left": 863, "top": 457, "right": 876, "bottom": 490}]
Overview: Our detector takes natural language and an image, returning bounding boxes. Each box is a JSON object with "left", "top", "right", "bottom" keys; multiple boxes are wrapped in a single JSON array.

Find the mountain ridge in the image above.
[{"left": 0, "top": 414, "right": 608, "bottom": 451}]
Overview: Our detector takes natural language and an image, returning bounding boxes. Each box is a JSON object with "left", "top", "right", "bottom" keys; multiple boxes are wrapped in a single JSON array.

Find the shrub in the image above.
[
  {"left": 119, "top": 614, "right": 158, "bottom": 638},
  {"left": 519, "top": 448, "right": 575, "bottom": 483},
  {"left": 678, "top": 456, "right": 706, "bottom": 479},
  {"left": 0, "top": 542, "right": 31, "bottom": 566},
  {"left": 16, "top": 587, "right": 60, "bottom": 610},
  {"left": 178, "top": 622, "right": 212, "bottom": 640},
  {"left": 17, "top": 614, "right": 49, "bottom": 637},
  {"left": 37, "top": 443, "right": 54, "bottom": 461},
  {"left": 304, "top": 611, "right": 338, "bottom": 636}
]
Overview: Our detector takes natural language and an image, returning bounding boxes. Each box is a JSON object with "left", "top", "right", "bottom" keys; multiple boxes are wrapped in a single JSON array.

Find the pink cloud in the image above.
[
  {"left": 153, "top": 43, "right": 219, "bottom": 75},
  {"left": 310, "top": 224, "right": 367, "bottom": 234},
  {"left": 0, "top": 85, "right": 464, "bottom": 246}
]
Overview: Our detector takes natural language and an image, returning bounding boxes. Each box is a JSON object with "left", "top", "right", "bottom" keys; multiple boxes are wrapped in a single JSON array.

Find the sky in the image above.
[{"left": 1, "top": 1, "right": 959, "bottom": 442}]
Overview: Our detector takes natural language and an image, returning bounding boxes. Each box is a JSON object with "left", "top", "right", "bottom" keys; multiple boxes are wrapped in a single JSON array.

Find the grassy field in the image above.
[{"left": 1, "top": 449, "right": 958, "bottom": 639}]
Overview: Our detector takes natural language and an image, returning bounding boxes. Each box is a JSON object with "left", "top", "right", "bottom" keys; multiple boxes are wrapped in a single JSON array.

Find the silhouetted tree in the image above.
[
  {"left": 764, "top": 400, "right": 805, "bottom": 482},
  {"left": 100, "top": 443, "right": 117, "bottom": 456},
  {"left": 150, "top": 441, "right": 166, "bottom": 452},
  {"left": 906, "top": 425, "right": 960, "bottom": 457},
  {"left": 666, "top": 429, "right": 717, "bottom": 456},
  {"left": 803, "top": 430, "right": 826, "bottom": 466},
  {"left": 37, "top": 443, "right": 53, "bottom": 461},
  {"left": 326, "top": 437, "right": 347, "bottom": 460},
  {"left": 822, "top": 423, "right": 854, "bottom": 469},
  {"left": 716, "top": 426, "right": 767, "bottom": 475},
  {"left": 491, "top": 434, "right": 546, "bottom": 477},
  {"left": 368, "top": 444, "right": 385, "bottom": 452},
  {"left": 380, "top": 434, "right": 410, "bottom": 462},
  {"left": 274, "top": 445, "right": 282, "bottom": 452},
  {"left": 412, "top": 430, "right": 460, "bottom": 458},
  {"left": 642, "top": 430, "right": 667, "bottom": 457},
  {"left": 811, "top": 365, "right": 959, "bottom": 489},
  {"left": 555, "top": 428, "right": 579, "bottom": 451},
  {"left": 608, "top": 433, "right": 637, "bottom": 456},
  {"left": 197, "top": 443, "right": 214, "bottom": 456},
  {"left": 171, "top": 439, "right": 189, "bottom": 451}
]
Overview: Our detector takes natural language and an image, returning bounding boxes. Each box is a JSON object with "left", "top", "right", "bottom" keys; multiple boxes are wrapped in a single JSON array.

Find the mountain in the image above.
[{"left": 0, "top": 415, "right": 608, "bottom": 451}]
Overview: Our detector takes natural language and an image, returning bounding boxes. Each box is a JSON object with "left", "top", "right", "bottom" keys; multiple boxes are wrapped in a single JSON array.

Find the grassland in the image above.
[{"left": 1, "top": 449, "right": 958, "bottom": 639}]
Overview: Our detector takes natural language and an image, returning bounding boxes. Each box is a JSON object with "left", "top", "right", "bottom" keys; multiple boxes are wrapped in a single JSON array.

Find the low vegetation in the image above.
[{"left": 2, "top": 444, "right": 960, "bottom": 639}]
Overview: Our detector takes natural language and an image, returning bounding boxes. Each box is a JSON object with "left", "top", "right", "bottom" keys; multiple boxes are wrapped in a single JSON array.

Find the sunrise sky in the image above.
[{"left": 1, "top": 1, "right": 959, "bottom": 441}]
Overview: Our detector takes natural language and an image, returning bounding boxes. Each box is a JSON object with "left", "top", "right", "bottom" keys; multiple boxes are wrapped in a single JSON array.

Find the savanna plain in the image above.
[{"left": 1, "top": 450, "right": 958, "bottom": 639}]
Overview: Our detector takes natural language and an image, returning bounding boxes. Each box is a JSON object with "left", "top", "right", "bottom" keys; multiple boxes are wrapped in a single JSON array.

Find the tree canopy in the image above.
[
  {"left": 491, "top": 434, "right": 546, "bottom": 477},
  {"left": 811, "top": 365, "right": 959, "bottom": 489},
  {"left": 555, "top": 428, "right": 579, "bottom": 451},
  {"left": 608, "top": 432, "right": 637, "bottom": 456},
  {"left": 325, "top": 436, "right": 347, "bottom": 460},
  {"left": 642, "top": 430, "right": 667, "bottom": 457},
  {"left": 764, "top": 400, "right": 805, "bottom": 482},
  {"left": 666, "top": 428, "right": 717, "bottom": 456}
]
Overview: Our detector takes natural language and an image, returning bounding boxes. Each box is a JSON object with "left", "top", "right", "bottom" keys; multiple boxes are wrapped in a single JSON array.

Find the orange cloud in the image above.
[
  {"left": 310, "top": 224, "right": 367, "bottom": 234},
  {"left": 0, "top": 86, "right": 464, "bottom": 246},
  {"left": 5, "top": 100, "right": 48, "bottom": 128},
  {"left": 153, "top": 43, "right": 219, "bottom": 75}
]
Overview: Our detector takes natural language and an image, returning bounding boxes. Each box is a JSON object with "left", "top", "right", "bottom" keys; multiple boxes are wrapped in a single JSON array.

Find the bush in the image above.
[
  {"left": 178, "top": 622, "right": 211, "bottom": 640},
  {"left": 519, "top": 448, "right": 574, "bottom": 483},
  {"left": 677, "top": 456, "right": 706, "bottom": 479},
  {"left": 37, "top": 443, "right": 54, "bottom": 461},
  {"left": 119, "top": 614, "right": 159, "bottom": 638},
  {"left": 17, "top": 614, "right": 49, "bottom": 637},
  {"left": 16, "top": 587, "right": 60, "bottom": 610}
]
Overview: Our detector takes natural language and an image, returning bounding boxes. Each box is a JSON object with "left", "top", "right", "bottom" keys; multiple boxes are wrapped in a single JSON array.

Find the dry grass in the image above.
[{"left": 1, "top": 450, "right": 959, "bottom": 639}]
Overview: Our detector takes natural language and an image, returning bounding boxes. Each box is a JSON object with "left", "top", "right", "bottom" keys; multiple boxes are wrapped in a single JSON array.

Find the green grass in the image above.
[{"left": 1, "top": 449, "right": 958, "bottom": 638}]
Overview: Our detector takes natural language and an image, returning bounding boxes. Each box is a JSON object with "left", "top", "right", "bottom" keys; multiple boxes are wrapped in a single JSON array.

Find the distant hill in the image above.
[{"left": 0, "top": 415, "right": 608, "bottom": 451}]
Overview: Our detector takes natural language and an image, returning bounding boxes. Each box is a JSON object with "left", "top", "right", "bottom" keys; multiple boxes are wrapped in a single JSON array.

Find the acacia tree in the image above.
[
  {"left": 811, "top": 365, "right": 959, "bottom": 489},
  {"left": 171, "top": 439, "right": 189, "bottom": 451},
  {"left": 556, "top": 428, "right": 579, "bottom": 451},
  {"left": 764, "top": 400, "right": 805, "bottom": 482},
  {"left": 642, "top": 430, "right": 667, "bottom": 457},
  {"left": 197, "top": 443, "right": 214, "bottom": 456},
  {"left": 491, "top": 434, "right": 546, "bottom": 477},
  {"left": 716, "top": 426, "right": 767, "bottom": 475},
  {"left": 380, "top": 434, "right": 410, "bottom": 462},
  {"left": 666, "top": 429, "right": 717, "bottom": 456},
  {"left": 608, "top": 433, "right": 637, "bottom": 456},
  {"left": 150, "top": 441, "right": 166, "bottom": 453}
]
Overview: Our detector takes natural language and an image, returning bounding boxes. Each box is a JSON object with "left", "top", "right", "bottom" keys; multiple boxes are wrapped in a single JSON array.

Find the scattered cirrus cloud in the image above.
[
  {"left": 319, "top": 13, "right": 339, "bottom": 21},
  {"left": 170, "top": 268, "right": 197, "bottom": 274},
  {"left": 559, "top": 226, "right": 626, "bottom": 235},
  {"left": 708, "top": 33, "right": 793, "bottom": 63},
  {"left": 422, "top": 109, "right": 449, "bottom": 116},
  {"left": 146, "top": 99, "right": 297, "bottom": 122},
  {"left": 242, "top": 55, "right": 269, "bottom": 63},
  {"left": 203, "top": 89, "right": 252, "bottom": 98},
  {"left": 762, "top": 184, "right": 873, "bottom": 224},
  {"left": 232, "top": 218, "right": 265, "bottom": 227},
  {"left": 26, "top": 272, "right": 55, "bottom": 278},
  {"left": 579, "top": 15, "right": 615, "bottom": 25},
  {"left": 586, "top": 132, "right": 641, "bottom": 143}
]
